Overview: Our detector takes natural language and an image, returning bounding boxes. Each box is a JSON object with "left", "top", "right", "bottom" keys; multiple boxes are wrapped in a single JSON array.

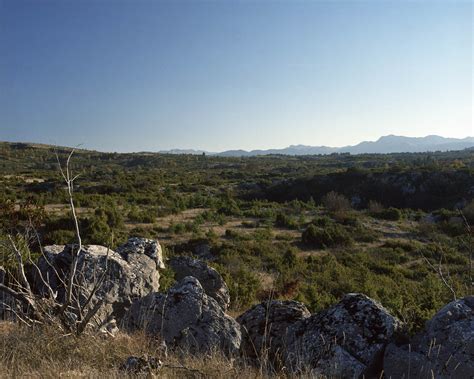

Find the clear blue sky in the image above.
[{"left": 0, "top": 0, "right": 472, "bottom": 152}]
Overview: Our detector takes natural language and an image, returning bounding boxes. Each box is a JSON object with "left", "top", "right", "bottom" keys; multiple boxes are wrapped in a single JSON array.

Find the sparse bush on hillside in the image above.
[
  {"left": 218, "top": 266, "right": 260, "bottom": 309},
  {"left": 321, "top": 191, "right": 351, "bottom": 214},
  {"left": 44, "top": 229, "right": 76, "bottom": 245},
  {"left": 302, "top": 223, "right": 353, "bottom": 249},
  {"left": 368, "top": 200, "right": 384, "bottom": 214},
  {"left": 84, "top": 214, "right": 111, "bottom": 245},
  {"left": 371, "top": 207, "right": 402, "bottom": 221},
  {"left": 241, "top": 220, "right": 258, "bottom": 228},
  {"left": 169, "top": 222, "right": 186, "bottom": 235},
  {"left": 333, "top": 211, "right": 360, "bottom": 226},
  {"left": 127, "top": 206, "right": 155, "bottom": 223},
  {"left": 350, "top": 224, "right": 381, "bottom": 243},
  {"left": 282, "top": 247, "right": 298, "bottom": 268},
  {"left": 462, "top": 199, "right": 474, "bottom": 224},
  {"left": 311, "top": 215, "right": 333, "bottom": 227},
  {"left": 274, "top": 212, "right": 299, "bottom": 229}
]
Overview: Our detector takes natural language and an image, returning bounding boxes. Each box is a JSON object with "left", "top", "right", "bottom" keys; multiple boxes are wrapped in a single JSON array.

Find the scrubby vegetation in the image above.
[{"left": 0, "top": 142, "right": 472, "bottom": 334}]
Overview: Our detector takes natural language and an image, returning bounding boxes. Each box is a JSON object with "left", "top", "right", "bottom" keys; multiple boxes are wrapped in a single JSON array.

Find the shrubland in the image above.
[{"left": 0, "top": 142, "right": 472, "bottom": 336}]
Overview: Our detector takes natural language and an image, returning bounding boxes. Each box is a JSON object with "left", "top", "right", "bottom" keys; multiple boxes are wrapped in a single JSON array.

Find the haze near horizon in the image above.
[{"left": 0, "top": 0, "right": 472, "bottom": 152}]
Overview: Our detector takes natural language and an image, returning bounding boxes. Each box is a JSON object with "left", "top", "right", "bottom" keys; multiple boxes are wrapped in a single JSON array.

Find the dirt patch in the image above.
[{"left": 156, "top": 208, "right": 208, "bottom": 228}]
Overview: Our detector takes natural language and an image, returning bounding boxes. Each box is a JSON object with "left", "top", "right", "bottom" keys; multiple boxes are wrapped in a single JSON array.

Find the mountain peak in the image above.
[{"left": 159, "top": 135, "right": 474, "bottom": 157}]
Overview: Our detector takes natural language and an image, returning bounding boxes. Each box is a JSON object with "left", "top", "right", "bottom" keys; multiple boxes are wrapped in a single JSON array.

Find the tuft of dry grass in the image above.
[{"left": 0, "top": 321, "right": 300, "bottom": 378}]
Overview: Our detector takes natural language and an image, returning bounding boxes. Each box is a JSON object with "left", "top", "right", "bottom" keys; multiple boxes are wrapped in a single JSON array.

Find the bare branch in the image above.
[
  {"left": 76, "top": 296, "right": 106, "bottom": 335},
  {"left": 7, "top": 235, "right": 31, "bottom": 293},
  {"left": 0, "top": 148, "right": 108, "bottom": 335},
  {"left": 420, "top": 248, "right": 457, "bottom": 301}
]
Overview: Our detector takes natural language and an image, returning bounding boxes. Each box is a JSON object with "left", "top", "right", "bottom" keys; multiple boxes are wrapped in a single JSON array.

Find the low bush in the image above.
[
  {"left": 372, "top": 207, "right": 402, "bottom": 221},
  {"left": 302, "top": 223, "right": 353, "bottom": 248},
  {"left": 321, "top": 191, "right": 351, "bottom": 214},
  {"left": 463, "top": 200, "right": 474, "bottom": 224},
  {"left": 274, "top": 212, "right": 299, "bottom": 229}
]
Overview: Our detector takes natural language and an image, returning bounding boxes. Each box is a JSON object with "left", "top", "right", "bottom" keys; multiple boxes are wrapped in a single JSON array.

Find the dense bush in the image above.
[
  {"left": 127, "top": 207, "right": 155, "bottom": 223},
  {"left": 302, "top": 223, "right": 353, "bottom": 248},
  {"left": 372, "top": 207, "right": 402, "bottom": 221},
  {"left": 462, "top": 200, "right": 474, "bottom": 224},
  {"left": 274, "top": 212, "right": 299, "bottom": 229},
  {"left": 218, "top": 265, "right": 260, "bottom": 309},
  {"left": 321, "top": 191, "right": 351, "bottom": 214}
]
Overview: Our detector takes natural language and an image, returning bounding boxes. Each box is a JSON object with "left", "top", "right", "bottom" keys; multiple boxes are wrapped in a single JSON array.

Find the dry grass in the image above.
[{"left": 0, "top": 322, "right": 298, "bottom": 378}]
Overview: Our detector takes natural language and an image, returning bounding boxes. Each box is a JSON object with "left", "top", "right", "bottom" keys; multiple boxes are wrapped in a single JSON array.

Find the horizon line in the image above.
[{"left": 1, "top": 134, "right": 473, "bottom": 155}]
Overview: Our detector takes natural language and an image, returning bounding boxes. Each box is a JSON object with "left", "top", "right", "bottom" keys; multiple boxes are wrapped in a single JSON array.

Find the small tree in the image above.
[
  {"left": 321, "top": 191, "right": 351, "bottom": 214},
  {"left": 0, "top": 150, "right": 110, "bottom": 334}
]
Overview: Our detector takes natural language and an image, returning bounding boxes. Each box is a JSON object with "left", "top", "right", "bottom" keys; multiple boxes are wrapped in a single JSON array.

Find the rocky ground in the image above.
[{"left": 1, "top": 237, "right": 473, "bottom": 378}]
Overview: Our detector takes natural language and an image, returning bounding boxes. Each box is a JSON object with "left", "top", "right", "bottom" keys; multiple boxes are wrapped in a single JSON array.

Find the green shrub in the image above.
[
  {"left": 44, "top": 229, "right": 76, "bottom": 245},
  {"left": 322, "top": 191, "right": 351, "bottom": 214},
  {"left": 372, "top": 207, "right": 402, "bottom": 221},
  {"left": 282, "top": 248, "right": 298, "bottom": 268},
  {"left": 351, "top": 225, "right": 381, "bottom": 243},
  {"left": 302, "top": 223, "right": 353, "bottom": 248},
  {"left": 84, "top": 215, "right": 112, "bottom": 245},
  {"left": 95, "top": 203, "right": 124, "bottom": 229},
  {"left": 169, "top": 222, "right": 186, "bottom": 234},
  {"left": 275, "top": 212, "right": 299, "bottom": 229},
  {"left": 218, "top": 265, "right": 260, "bottom": 309},
  {"left": 311, "top": 215, "right": 333, "bottom": 227},
  {"left": 367, "top": 200, "right": 384, "bottom": 213},
  {"left": 241, "top": 220, "right": 258, "bottom": 228},
  {"left": 333, "top": 211, "right": 360, "bottom": 226},
  {"left": 127, "top": 207, "right": 155, "bottom": 223},
  {"left": 463, "top": 200, "right": 474, "bottom": 224}
]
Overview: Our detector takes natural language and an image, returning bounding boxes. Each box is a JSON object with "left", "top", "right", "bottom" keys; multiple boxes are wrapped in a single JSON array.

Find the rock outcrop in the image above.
[
  {"left": 169, "top": 256, "right": 230, "bottom": 310},
  {"left": 116, "top": 237, "right": 165, "bottom": 270},
  {"left": 237, "top": 300, "right": 310, "bottom": 363},
  {"left": 384, "top": 296, "right": 473, "bottom": 379},
  {"left": 123, "top": 276, "right": 241, "bottom": 355},
  {"left": 285, "top": 293, "right": 402, "bottom": 377},
  {"left": 33, "top": 240, "right": 162, "bottom": 328},
  {"left": 3, "top": 236, "right": 471, "bottom": 376}
]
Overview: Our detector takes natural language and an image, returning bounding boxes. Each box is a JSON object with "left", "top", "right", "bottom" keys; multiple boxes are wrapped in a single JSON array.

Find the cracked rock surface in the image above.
[
  {"left": 169, "top": 256, "right": 230, "bottom": 310},
  {"left": 285, "top": 293, "right": 402, "bottom": 378},
  {"left": 384, "top": 296, "right": 474, "bottom": 379},
  {"left": 34, "top": 243, "right": 161, "bottom": 328},
  {"left": 123, "top": 276, "right": 241, "bottom": 355},
  {"left": 237, "top": 300, "right": 310, "bottom": 363}
]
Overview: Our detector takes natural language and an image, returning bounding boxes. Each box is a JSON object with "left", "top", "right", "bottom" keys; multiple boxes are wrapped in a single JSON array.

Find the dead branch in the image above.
[
  {"left": 0, "top": 149, "right": 110, "bottom": 335},
  {"left": 420, "top": 248, "right": 457, "bottom": 301}
]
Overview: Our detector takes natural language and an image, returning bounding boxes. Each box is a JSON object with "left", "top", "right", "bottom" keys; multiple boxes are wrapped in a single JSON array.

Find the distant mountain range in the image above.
[{"left": 161, "top": 135, "right": 474, "bottom": 156}]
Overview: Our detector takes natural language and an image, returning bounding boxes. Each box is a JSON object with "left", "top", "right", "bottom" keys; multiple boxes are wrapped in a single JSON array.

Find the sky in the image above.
[{"left": 0, "top": 0, "right": 472, "bottom": 152}]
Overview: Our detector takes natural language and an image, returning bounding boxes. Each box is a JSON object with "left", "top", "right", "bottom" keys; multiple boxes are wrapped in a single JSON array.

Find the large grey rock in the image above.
[
  {"left": 116, "top": 237, "right": 165, "bottom": 270},
  {"left": 169, "top": 256, "right": 230, "bottom": 310},
  {"left": 384, "top": 296, "right": 474, "bottom": 379},
  {"left": 237, "top": 300, "right": 310, "bottom": 364},
  {"left": 34, "top": 244, "right": 161, "bottom": 328},
  {"left": 123, "top": 276, "right": 241, "bottom": 356},
  {"left": 285, "top": 293, "right": 402, "bottom": 378}
]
